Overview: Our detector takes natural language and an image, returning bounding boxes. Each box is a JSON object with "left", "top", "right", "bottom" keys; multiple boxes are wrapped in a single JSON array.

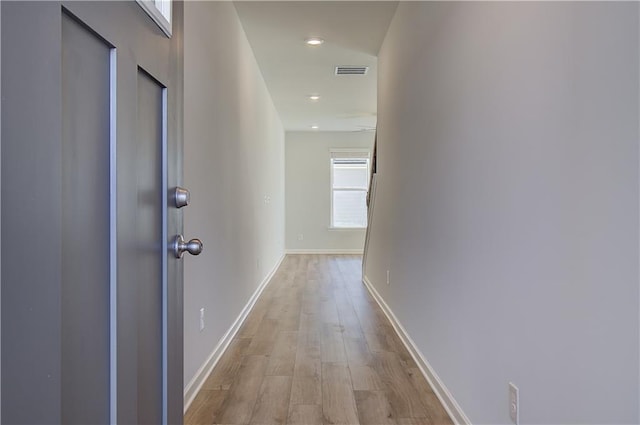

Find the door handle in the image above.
[{"left": 173, "top": 235, "right": 203, "bottom": 258}]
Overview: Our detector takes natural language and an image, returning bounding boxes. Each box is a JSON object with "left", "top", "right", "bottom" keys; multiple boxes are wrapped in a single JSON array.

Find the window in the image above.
[
  {"left": 330, "top": 150, "right": 370, "bottom": 229},
  {"left": 136, "top": 0, "right": 172, "bottom": 37}
]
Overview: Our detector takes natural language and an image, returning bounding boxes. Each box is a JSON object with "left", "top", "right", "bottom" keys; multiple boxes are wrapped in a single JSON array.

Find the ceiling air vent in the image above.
[{"left": 335, "top": 66, "right": 369, "bottom": 76}]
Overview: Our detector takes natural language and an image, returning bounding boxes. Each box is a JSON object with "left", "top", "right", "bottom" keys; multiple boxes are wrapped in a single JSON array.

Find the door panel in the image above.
[
  {"left": 1, "top": 3, "right": 63, "bottom": 422},
  {"left": 61, "top": 11, "right": 111, "bottom": 424},
  {"left": 136, "top": 69, "right": 164, "bottom": 425}
]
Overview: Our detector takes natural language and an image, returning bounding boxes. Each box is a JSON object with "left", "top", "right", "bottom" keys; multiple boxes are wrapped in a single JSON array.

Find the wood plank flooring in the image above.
[{"left": 185, "top": 255, "right": 453, "bottom": 425}]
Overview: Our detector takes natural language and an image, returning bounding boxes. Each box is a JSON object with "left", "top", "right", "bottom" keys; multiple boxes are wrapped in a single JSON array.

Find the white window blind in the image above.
[{"left": 331, "top": 151, "right": 370, "bottom": 228}]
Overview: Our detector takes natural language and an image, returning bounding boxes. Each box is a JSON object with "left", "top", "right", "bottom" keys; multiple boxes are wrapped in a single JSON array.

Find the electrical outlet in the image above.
[
  {"left": 199, "top": 308, "right": 205, "bottom": 332},
  {"left": 509, "top": 382, "right": 519, "bottom": 424},
  {"left": 386, "top": 270, "right": 390, "bottom": 285},
  {"left": 297, "top": 234, "right": 304, "bottom": 241}
]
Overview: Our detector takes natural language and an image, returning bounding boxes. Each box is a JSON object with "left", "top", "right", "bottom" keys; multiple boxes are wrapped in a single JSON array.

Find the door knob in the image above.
[{"left": 173, "top": 235, "right": 203, "bottom": 258}]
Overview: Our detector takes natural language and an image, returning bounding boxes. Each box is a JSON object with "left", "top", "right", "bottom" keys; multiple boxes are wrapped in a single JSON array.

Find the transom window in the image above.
[
  {"left": 136, "top": 0, "right": 172, "bottom": 37},
  {"left": 330, "top": 150, "right": 370, "bottom": 229}
]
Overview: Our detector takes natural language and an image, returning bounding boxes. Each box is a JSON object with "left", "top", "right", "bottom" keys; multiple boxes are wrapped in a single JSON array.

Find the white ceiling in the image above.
[{"left": 233, "top": 1, "right": 398, "bottom": 132}]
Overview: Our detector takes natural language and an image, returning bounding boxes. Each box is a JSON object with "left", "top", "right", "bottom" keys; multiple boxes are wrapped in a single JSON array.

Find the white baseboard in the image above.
[
  {"left": 362, "top": 275, "right": 472, "bottom": 425},
  {"left": 183, "top": 253, "right": 286, "bottom": 413},
  {"left": 286, "top": 249, "right": 363, "bottom": 255}
]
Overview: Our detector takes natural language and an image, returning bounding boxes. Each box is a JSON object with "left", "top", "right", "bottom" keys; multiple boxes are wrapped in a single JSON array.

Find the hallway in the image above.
[{"left": 184, "top": 255, "right": 452, "bottom": 425}]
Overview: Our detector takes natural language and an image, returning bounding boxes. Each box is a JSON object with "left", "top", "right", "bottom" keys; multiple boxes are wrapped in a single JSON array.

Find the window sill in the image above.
[{"left": 328, "top": 226, "right": 367, "bottom": 231}]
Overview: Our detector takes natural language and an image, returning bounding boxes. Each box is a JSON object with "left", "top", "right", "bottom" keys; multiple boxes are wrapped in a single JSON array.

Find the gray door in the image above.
[{"left": 2, "top": 1, "right": 185, "bottom": 424}]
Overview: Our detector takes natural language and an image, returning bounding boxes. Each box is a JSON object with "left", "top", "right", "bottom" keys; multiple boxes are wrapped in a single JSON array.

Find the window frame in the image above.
[
  {"left": 329, "top": 149, "right": 371, "bottom": 230},
  {"left": 136, "top": 0, "right": 172, "bottom": 37}
]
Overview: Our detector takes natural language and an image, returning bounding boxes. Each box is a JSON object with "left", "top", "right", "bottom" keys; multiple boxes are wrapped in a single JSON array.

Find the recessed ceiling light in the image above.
[
  {"left": 308, "top": 95, "right": 321, "bottom": 101},
  {"left": 311, "top": 125, "right": 319, "bottom": 130},
  {"left": 305, "top": 37, "right": 324, "bottom": 46}
]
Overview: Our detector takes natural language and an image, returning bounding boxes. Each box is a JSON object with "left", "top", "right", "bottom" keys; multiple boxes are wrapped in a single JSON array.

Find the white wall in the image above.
[
  {"left": 285, "top": 131, "right": 374, "bottom": 252},
  {"left": 367, "top": 2, "right": 639, "bottom": 424},
  {"left": 183, "top": 1, "right": 285, "bottom": 391}
]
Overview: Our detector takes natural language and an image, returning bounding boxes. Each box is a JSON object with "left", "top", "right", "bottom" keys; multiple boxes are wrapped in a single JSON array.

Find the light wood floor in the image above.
[{"left": 185, "top": 254, "right": 453, "bottom": 425}]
